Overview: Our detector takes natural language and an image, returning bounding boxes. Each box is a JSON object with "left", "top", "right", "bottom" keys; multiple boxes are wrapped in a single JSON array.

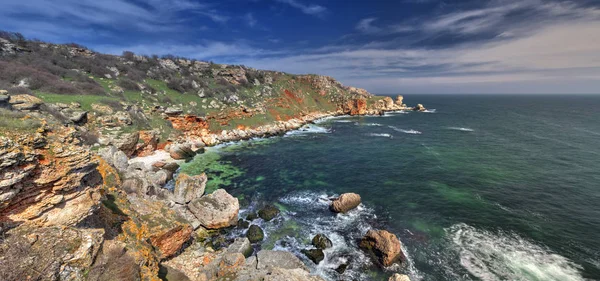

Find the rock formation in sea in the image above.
[
  {"left": 359, "top": 229, "right": 406, "bottom": 267},
  {"left": 330, "top": 192, "right": 362, "bottom": 213}
]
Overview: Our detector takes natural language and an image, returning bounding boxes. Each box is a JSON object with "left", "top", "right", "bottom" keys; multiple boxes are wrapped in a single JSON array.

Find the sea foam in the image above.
[
  {"left": 389, "top": 126, "right": 422, "bottom": 134},
  {"left": 447, "top": 223, "right": 584, "bottom": 281}
]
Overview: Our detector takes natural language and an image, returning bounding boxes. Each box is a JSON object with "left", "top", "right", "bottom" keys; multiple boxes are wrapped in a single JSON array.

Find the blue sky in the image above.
[{"left": 2, "top": 0, "right": 600, "bottom": 94}]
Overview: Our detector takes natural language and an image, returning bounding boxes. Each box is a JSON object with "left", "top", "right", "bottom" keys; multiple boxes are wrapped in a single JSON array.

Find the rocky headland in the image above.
[{"left": 0, "top": 32, "right": 421, "bottom": 280}]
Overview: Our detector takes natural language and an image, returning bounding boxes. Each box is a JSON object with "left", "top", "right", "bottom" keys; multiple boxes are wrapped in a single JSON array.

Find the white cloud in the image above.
[
  {"left": 276, "top": 0, "right": 327, "bottom": 17},
  {"left": 244, "top": 13, "right": 258, "bottom": 27}
]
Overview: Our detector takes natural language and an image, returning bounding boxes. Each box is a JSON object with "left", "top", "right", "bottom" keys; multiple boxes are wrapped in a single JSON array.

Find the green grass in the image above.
[
  {"left": 36, "top": 92, "right": 119, "bottom": 111},
  {"left": 0, "top": 108, "right": 42, "bottom": 133}
]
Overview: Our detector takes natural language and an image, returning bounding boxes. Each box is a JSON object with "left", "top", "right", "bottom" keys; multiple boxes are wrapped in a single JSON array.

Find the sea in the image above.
[{"left": 179, "top": 94, "right": 600, "bottom": 281}]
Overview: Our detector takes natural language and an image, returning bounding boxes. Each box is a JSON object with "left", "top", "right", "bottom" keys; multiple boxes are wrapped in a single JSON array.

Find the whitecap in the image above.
[
  {"left": 334, "top": 120, "right": 353, "bottom": 123},
  {"left": 368, "top": 133, "right": 393, "bottom": 138},
  {"left": 389, "top": 126, "right": 422, "bottom": 135},
  {"left": 285, "top": 124, "right": 330, "bottom": 137},
  {"left": 423, "top": 109, "right": 436, "bottom": 113},
  {"left": 447, "top": 223, "right": 585, "bottom": 281},
  {"left": 448, "top": 127, "right": 474, "bottom": 132}
]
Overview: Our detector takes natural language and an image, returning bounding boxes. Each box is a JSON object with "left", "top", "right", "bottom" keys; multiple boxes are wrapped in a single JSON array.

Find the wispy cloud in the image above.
[
  {"left": 356, "top": 18, "right": 414, "bottom": 35},
  {"left": 244, "top": 13, "right": 258, "bottom": 27},
  {"left": 276, "top": 0, "right": 327, "bottom": 17}
]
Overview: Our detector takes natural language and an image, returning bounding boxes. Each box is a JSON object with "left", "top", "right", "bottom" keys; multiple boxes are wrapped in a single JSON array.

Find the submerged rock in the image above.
[
  {"left": 246, "top": 212, "right": 258, "bottom": 221},
  {"left": 301, "top": 248, "right": 325, "bottom": 264},
  {"left": 329, "top": 193, "right": 361, "bottom": 213},
  {"left": 188, "top": 189, "right": 239, "bottom": 229},
  {"left": 258, "top": 204, "right": 280, "bottom": 221},
  {"left": 359, "top": 229, "right": 405, "bottom": 267},
  {"left": 389, "top": 273, "right": 411, "bottom": 281},
  {"left": 312, "top": 234, "right": 333, "bottom": 249},
  {"left": 246, "top": 224, "right": 265, "bottom": 243},
  {"left": 173, "top": 173, "right": 207, "bottom": 204}
]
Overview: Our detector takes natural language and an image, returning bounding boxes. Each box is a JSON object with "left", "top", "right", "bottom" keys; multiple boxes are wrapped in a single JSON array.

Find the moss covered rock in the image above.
[
  {"left": 258, "top": 205, "right": 280, "bottom": 221},
  {"left": 246, "top": 225, "right": 265, "bottom": 243}
]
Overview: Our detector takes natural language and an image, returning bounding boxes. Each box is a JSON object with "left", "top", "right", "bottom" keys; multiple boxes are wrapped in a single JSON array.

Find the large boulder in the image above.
[
  {"left": 301, "top": 248, "right": 324, "bottom": 264},
  {"left": 149, "top": 224, "right": 193, "bottom": 259},
  {"left": 359, "top": 229, "right": 405, "bottom": 267},
  {"left": 111, "top": 131, "right": 140, "bottom": 156},
  {"left": 226, "top": 237, "right": 253, "bottom": 257},
  {"left": 98, "top": 145, "right": 129, "bottom": 172},
  {"left": 329, "top": 193, "right": 361, "bottom": 213},
  {"left": 169, "top": 143, "right": 196, "bottom": 160},
  {"left": 395, "top": 95, "right": 404, "bottom": 106},
  {"left": 256, "top": 250, "right": 308, "bottom": 271},
  {"left": 413, "top": 104, "right": 426, "bottom": 112},
  {"left": 389, "top": 273, "right": 411, "bottom": 281},
  {"left": 173, "top": 173, "right": 207, "bottom": 204},
  {"left": 188, "top": 189, "right": 239, "bottom": 229}
]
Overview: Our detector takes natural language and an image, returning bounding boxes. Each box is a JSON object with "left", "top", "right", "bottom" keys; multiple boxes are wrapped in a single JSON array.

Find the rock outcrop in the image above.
[
  {"left": 359, "top": 229, "right": 405, "bottom": 267},
  {"left": 413, "top": 103, "right": 426, "bottom": 112},
  {"left": 312, "top": 234, "right": 333, "bottom": 249},
  {"left": 188, "top": 189, "right": 239, "bottom": 229},
  {"left": 258, "top": 204, "right": 280, "bottom": 221},
  {"left": 330, "top": 193, "right": 361, "bottom": 213}
]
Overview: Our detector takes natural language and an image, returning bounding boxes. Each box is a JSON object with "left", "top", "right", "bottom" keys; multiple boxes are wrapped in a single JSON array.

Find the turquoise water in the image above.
[{"left": 181, "top": 95, "right": 600, "bottom": 281}]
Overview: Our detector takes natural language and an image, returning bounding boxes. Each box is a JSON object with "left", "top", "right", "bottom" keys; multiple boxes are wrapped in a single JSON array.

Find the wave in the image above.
[
  {"left": 389, "top": 126, "right": 422, "bottom": 135},
  {"left": 368, "top": 133, "right": 393, "bottom": 138},
  {"left": 448, "top": 127, "right": 474, "bottom": 132},
  {"left": 447, "top": 223, "right": 584, "bottom": 281},
  {"left": 423, "top": 109, "right": 436, "bottom": 113},
  {"left": 269, "top": 191, "right": 421, "bottom": 281},
  {"left": 285, "top": 124, "right": 330, "bottom": 137},
  {"left": 355, "top": 122, "right": 383, "bottom": 126},
  {"left": 334, "top": 120, "right": 353, "bottom": 123}
]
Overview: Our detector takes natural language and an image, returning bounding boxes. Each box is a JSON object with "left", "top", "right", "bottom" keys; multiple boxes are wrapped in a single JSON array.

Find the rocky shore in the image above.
[{"left": 0, "top": 35, "right": 422, "bottom": 281}]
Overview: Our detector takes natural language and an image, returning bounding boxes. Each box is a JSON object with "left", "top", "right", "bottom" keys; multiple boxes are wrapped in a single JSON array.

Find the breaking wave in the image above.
[
  {"left": 447, "top": 223, "right": 585, "bottom": 281},
  {"left": 448, "top": 127, "right": 474, "bottom": 132},
  {"left": 285, "top": 124, "right": 330, "bottom": 137},
  {"left": 368, "top": 133, "right": 393, "bottom": 138},
  {"left": 389, "top": 126, "right": 422, "bottom": 135},
  {"left": 423, "top": 109, "right": 436, "bottom": 113},
  {"left": 356, "top": 122, "right": 383, "bottom": 126}
]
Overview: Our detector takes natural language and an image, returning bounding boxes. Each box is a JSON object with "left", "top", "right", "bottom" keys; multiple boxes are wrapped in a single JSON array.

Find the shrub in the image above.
[
  {"left": 6, "top": 87, "right": 33, "bottom": 95},
  {"left": 122, "top": 51, "right": 135, "bottom": 61},
  {"left": 117, "top": 78, "right": 140, "bottom": 91}
]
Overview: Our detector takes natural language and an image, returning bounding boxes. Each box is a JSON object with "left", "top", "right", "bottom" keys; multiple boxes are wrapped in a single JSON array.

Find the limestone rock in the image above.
[
  {"left": 149, "top": 224, "right": 193, "bottom": 259},
  {"left": 99, "top": 145, "right": 129, "bottom": 172},
  {"left": 312, "top": 234, "right": 332, "bottom": 249},
  {"left": 330, "top": 193, "right": 361, "bottom": 213},
  {"left": 8, "top": 94, "right": 43, "bottom": 110},
  {"left": 111, "top": 131, "right": 140, "bottom": 156},
  {"left": 359, "top": 229, "right": 405, "bottom": 267},
  {"left": 188, "top": 189, "right": 239, "bottom": 229},
  {"left": 226, "top": 237, "right": 253, "bottom": 257},
  {"left": 389, "top": 273, "right": 411, "bottom": 281},
  {"left": 169, "top": 143, "right": 196, "bottom": 160},
  {"left": 256, "top": 250, "right": 308, "bottom": 271},
  {"left": 413, "top": 104, "right": 426, "bottom": 112},
  {"left": 173, "top": 173, "right": 207, "bottom": 204},
  {"left": 395, "top": 95, "right": 404, "bottom": 106}
]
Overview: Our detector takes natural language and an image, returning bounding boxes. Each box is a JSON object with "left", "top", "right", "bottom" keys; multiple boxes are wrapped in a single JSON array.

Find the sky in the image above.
[{"left": 1, "top": 0, "right": 600, "bottom": 94}]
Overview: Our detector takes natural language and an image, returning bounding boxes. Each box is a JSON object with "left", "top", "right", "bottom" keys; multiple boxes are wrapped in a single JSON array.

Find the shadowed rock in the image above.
[{"left": 359, "top": 229, "right": 405, "bottom": 267}]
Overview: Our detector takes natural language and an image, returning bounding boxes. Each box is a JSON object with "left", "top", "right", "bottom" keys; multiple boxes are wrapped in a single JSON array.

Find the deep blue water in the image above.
[{"left": 181, "top": 95, "right": 600, "bottom": 281}]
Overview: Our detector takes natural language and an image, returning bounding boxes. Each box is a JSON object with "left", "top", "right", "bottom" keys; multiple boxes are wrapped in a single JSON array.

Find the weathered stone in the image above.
[
  {"left": 301, "top": 248, "right": 324, "bottom": 264},
  {"left": 389, "top": 273, "right": 411, "bottom": 281},
  {"left": 312, "top": 234, "right": 333, "bottom": 249},
  {"left": 150, "top": 169, "right": 170, "bottom": 188},
  {"left": 395, "top": 95, "right": 404, "bottom": 106},
  {"left": 226, "top": 237, "right": 253, "bottom": 258},
  {"left": 111, "top": 131, "right": 139, "bottom": 156},
  {"left": 330, "top": 193, "right": 361, "bottom": 213},
  {"left": 256, "top": 250, "right": 308, "bottom": 271},
  {"left": 246, "top": 224, "right": 264, "bottom": 243},
  {"left": 99, "top": 145, "right": 129, "bottom": 172},
  {"left": 169, "top": 143, "right": 196, "bottom": 160},
  {"left": 173, "top": 173, "right": 207, "bottom": 204},
  {"left": 188, "top": 189, "right": 239, "bottom": 229},
  {"left": 258, "top": 204, "right": 280, "bottom": 221},
  {"left": 359, "top": 229, "right": 405, "bottom": 267},
  {"left": 246, "top": 212, "right": 258, "bottom": 221},
  {"left": 238, "top": 219, "right": 250, "bottom": 229},
  {"left": 149, "top": 224, "right": 193, "bottom": 259},
  {"left": 165, "top": 106, "right": 183, "bottom": 116},
  {"left": 8, "top": 94, "right": 43, "bottom": 110},
  {"left": 413, "top": 104, "right": 426, "bottom": 112}
]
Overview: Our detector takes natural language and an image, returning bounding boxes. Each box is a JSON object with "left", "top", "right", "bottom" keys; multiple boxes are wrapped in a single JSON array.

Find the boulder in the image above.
[
  {"left": 246, "top": 212, "right": 258, "bottom": 221},
  {"left": 389, "top": 273, "right": 411, "bottom": 281},
  {"left": 98, "top": 145, "right": 129, "bottom": 172},
  {"left": 111, "top": 131, "right": 140, "bottom": 156},
  {"left": 188, "top": 189, "right": 239, "bottom": 229},
  {"left": 173, "top": 173, "right": 207, "bottom": 204},
  {"left": 413, "top": 104, "right": 426, "bottom": 112},
  {"left": 169, "top": 143, "right": 196, "bottom": 160},
  {"left": 226, "top": 237, "right": 253, "bottom": 257},
  {"left": 359, "top": 229, "right": 405, "bottom": 267},
  {"left": 8, "top": 94, "right": 43, "bottom": 110},
  {"left": 165, "top": 106, "right": 183, "bottom": 116},
  {"left": 238, "top": 219, "right": 250, "bottom": 229},
  {"left": 149, "top": 224, "right": 193, "bottom": 259},
  {"left": 258, "top": 204, "right": 280, "bottom": 221},
  {"left": 312, "top": 234, "right": 332, "bottom": 249},
  {"left": 301, "top": 248, "right": 324, "bottom": 264},
  {"left": 67, "top": 110, "right": 88, "bottom": 124},
  {"left": 329, "top": 193, "right": 361, "bottom": 213},
  {"left": 0, "top": 94, "right": 9, "bottom": 103},
  {"left": 246, "top": 224, "right": 264, "bottom": 243},
  {"left": 149, "top": 169, "right": 170, "bottom": 188}
]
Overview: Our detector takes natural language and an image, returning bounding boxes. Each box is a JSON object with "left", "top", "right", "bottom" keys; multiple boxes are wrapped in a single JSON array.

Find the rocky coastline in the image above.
[{"left": 0, "top": 35, "right": 422, "bottom": 281}]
